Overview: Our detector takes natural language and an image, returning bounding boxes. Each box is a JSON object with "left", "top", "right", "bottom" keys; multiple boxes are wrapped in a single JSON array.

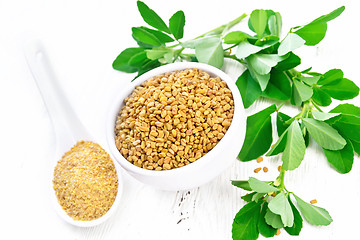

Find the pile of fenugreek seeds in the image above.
[
  {"left": 53, "top": 141, "right": 118, "bottom": 221},
  {"left": 114, "top": 68, "right": 235, "bottom": 171}
]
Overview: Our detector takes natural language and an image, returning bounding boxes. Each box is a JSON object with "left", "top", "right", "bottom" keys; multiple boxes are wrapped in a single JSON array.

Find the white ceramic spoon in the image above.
[{"left": 24, "top": 41, "right": 122, "bottom": 227}]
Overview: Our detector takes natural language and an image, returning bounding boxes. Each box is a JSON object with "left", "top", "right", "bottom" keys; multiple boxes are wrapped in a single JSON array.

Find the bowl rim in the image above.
[{"left": 106, "top": 62, "right": 244, "bottom": 177}]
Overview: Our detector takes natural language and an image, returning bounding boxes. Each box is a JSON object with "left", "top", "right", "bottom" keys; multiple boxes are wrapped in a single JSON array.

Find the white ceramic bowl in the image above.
[{"left": 106, "top": 62, "right": 245, "bottom": 191}]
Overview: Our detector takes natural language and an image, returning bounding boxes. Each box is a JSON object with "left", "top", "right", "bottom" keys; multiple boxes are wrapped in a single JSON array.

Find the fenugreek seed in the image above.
[
  {"left": 254, "top": 167, "right": 262, "bottom": 173},
  {"left": 158, "top": 130, "right": 165, "bottom": 138},
  {"left": 155, "top": 121, "right": 164, "bottom": 127},
  {"left": 174, "top": 118, "right": 180, "bottom": 125},
  {"left": 218, "top": 132, "right": 225, "bottom": 139},
  {"left": 310, "top": 199, "right": 317, "bottom": 204},
  {"left": 115, "top": 69, "right": 234, "bottom": 171},
  {"left": 276, "top": 229, "right": 281, "bottom": 235},
  {"left": 155, "top": 167, "right": 162, "bottom": 171},
  {"left": 222, "top": 119, "right": 231, "bottom": 127},
  {"left": 263, "top": 167, "right": 268, "bottom": 173},
  {"left": 171, "top": 144, "right": 178, "bottom": 152},
  {"left": 150, "top": 130, "right": 158, "bottom": 137},
  {"left": 256, "top": 156, "right": 263, "bottom": 163},
  {"left": 163, "top": 163, "right": 171, "bottom": 170},
  {"left": 278, "top": 165, "right": 282, "bottom": 172}
]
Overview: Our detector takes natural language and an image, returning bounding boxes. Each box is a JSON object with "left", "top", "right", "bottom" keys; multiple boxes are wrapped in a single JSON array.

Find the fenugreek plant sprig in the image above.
[{"left": 112, "top": 2, "right": 360, "bottom": 239}]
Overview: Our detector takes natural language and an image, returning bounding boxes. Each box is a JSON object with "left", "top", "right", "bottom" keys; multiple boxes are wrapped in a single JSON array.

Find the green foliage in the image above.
[
  {"left": 258, "top": 203, "right": 277, "bottom": 238},
  {"left": 236, "top": 70, "right": 261, "bottom": 108},
  {"left": 294, "top": 194, "right": 333, "bottom": 226},
  {"left": 137, "top": 1, "right": 170, "bottom": 33},
  {"left": 284, "top": 196, "right": 303, "bottom": 236},
  {"left": 195, "top": 37, "right": 224, "bottom": 68},
  {"left": 114, "top": 3, "right": 355, "bottom": 239},
  {"left": 232, "top": 201, "right": 262, "bottom": 240},
  {"left": 169, "top": 11, "right": 185, "bottom": 40},
  {"left": 238, "top": 105, "right": 276, "bottom": 161},
  {"left": 268, "top": 192, "right": 294, "bottom": 227}
]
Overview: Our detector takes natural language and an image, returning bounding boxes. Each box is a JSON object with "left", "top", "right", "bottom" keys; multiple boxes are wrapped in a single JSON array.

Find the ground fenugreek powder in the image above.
[
  {"left": 53, "top": 141, "right": 118, "bottom": 221},
  {"left": 115, "top": 68, "right": 235, "bottom": 170}
]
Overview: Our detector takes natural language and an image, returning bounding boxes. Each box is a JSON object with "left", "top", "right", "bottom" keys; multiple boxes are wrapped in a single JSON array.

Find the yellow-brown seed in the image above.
[
  {"left": 276, "top": 229, "right": 281, "bottom": 235},
  {"left": 53, "top": 141, "right": 118, "bottom": 221},
  {"left": 263, "top": 167, "right": 268, "bottom": 172},
  {"left": 114, "top": 69, "right": 234, "bottom": 170},
  {"left": 310, "top": 199, "right": 317, "bottom": 204},
  {"left": 256, "top": 156, "right": 263, "bottom": 163},
  {"left": 278, "top": 165, "right": 282, "bottom": 172},
  {"left": 254, "top": 167, "right": 262, "bottom": 173}
]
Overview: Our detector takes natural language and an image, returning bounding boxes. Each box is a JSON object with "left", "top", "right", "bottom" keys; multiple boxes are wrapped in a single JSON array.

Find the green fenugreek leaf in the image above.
[
  {"left": 258, "top": 203, "right": 277, "bottom": 238},
  {"left": 238, "top": 105, "right": 276, "bottom": 161},
  {"left": 236, "top": 70, "right": 261, "bottom": 108},
  {"left": 232, "top": 201, "right": 262, "bottom": 240},
  {"left": 137, "top": 1, "right": 170, "bottom": 33},
  {"left": 302, "top": 118, "right": 346, "bottom": 150},
  {"left": 284, "top": 196, "right": 303, "bottom": 236},
  {"left": 248, "top": 177, "right": 279, "bottom": 193},
  {"left": 268, "top": 192, "right": 294, "bottom": 227},
  {"left": 169, "top": 10, "right": 185, "bottom": 40},
  {"left": 323, "top": 139, "right": 354, "bottom": 174},
  {"left": 232, "top": 180, "right": 252, "bottom": 191},
  {"left": 294, "top": 194, "right": 333, "bottom": 226},
  {"left": 282, "top": 121, "right": 306, "bottom": 170}
]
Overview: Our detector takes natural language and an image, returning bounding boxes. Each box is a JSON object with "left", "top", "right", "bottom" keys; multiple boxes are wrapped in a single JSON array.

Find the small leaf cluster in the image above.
[
  {"left": 239, "top": 103, "right": 360, "bottom": 174},
  {"left": 112, "top": 1, "right": 248, "bottom": 80},
  {"left": 231, "top": 177, "right": 332, "bottom": 240},
  {"left": 112, "top": 1, "right": 186, "bottom": 78},
  {"left": 232, "top": 7, "right": 346, "bottom": 108}
]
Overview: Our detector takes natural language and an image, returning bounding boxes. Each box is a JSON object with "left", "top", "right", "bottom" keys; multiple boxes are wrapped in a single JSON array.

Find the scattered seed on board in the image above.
[
  {"left": 256, "top": 156, "right": 263, "bottom": 163},
  {"left": 53, "top": 141, "right": 118, "bottom": 221},
  {"left": 310, "top": 199, "right": 317, "bottom": 204},
  {"left": 263, "top": 167, "right": 268, "bottom": 173},
  {"left": 114, "top": 68, "right": 235, "bottom": 170},
  {"left": 254, "top": 167, "right": 262, "bottom": 173}
]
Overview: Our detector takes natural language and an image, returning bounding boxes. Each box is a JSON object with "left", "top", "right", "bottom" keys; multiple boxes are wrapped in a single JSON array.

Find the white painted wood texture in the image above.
[{"left": 1, "top": 0, "right": 360, "bottom": 239}]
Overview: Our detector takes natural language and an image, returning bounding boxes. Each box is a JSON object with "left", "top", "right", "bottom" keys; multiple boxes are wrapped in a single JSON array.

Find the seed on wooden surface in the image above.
[
  {"left": 256, "top": 156, "right": 263, "bottom": 163},
  {"left": 263, "top": 167, "right": 268, "bottom": 172},
  {"left": 254, "top": 167, "right": 262, "bottom": 173},
  {"left": 310, "top": 199, "right": 317, "bottom": 204},
  {"left": 53, "top": 141, "right": 118, "bottom": 221},
  {"left": 114, "top": 69, "right": 234, "bottom": 170}
]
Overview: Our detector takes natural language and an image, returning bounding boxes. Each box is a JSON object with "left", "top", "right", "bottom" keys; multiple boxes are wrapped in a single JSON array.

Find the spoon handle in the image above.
[{"left": 24, "top": 41, "right": 91, "bottom": 155}]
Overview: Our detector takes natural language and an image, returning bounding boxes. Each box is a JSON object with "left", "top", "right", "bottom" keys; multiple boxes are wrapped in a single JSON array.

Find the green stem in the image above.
[
  {"left": 194, "top": 13, "right": 247, "bottom": 39},
  {"left": 296, "top": 101, "right": 311, "bottom": 120},
  {"left": 277, "top": 167, "right": 286, "bottom": 190},
  {"left": 173, "top": 47, "right": 185, "bottom": 62},
  {"left": 311, "top": 99, "right": 323, "bottom": 112},
  {"left": 224, "top": 54, "right": 246, "bottom": 64}
]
